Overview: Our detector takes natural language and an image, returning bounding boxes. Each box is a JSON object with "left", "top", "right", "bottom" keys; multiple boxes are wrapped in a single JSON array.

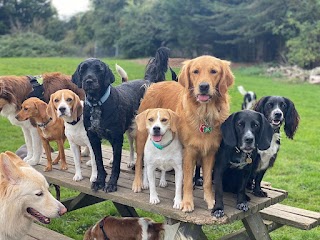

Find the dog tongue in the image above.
[
  {"left": 152, "top": 135, "right": 162, "bottom": 142},
  {"left": 197, "top": 95, "right": 210, "bottom": 102}
]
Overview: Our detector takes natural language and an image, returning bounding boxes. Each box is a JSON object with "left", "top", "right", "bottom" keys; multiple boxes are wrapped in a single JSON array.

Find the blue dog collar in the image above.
[
  {"left": 85, "top": 86, "right": 111, "bottom": 107},
  {"left": 151, "top": 135, "right": 175, "bottom": 150}
]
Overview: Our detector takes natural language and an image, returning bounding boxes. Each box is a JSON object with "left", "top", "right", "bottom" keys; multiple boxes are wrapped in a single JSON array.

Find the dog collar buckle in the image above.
[{"left": 199, "top": 123, "right": 212, "bottom": 133}]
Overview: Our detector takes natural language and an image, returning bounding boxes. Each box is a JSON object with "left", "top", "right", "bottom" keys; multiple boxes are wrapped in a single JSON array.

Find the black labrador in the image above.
[
  {"left": 212, "top": 110, "right": 273, "bottom": 218},
  {"left": 248, "top": 96, "right": 300, "bottom": 197},
  {"left": 72, "top": 47, "right": 170, "bottom": 192}
]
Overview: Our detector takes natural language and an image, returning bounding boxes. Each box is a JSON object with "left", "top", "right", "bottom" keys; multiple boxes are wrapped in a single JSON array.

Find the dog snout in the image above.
[
  {"left": 199, "top": 82, "right": 210, "bottom": 93},
  {"left": 152, "top": 126, "right": 161, "bottom": 135},
  {"left": 244, "top": 137, "right": 254, "bottom": 144},
  {"left": 85, "top": 78, "right": 94, "bottom": 85},
  {"left": 59, "top": 205, "right": 67, "bottom": 216},
  {"left": 274, "top": 112, "right": 283, "bottom": 119},
  {"left": 59, "top": 106, "right": 66, "bottom": 113}
]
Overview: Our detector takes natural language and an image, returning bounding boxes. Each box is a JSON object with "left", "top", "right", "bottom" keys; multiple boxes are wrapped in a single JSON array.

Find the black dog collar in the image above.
[
  {"left": 85, "top": 86, "right": 111, "bottom": 107},
  {"left": 230, "top": 147, "right": 253, "bottom": 169},
  {"left": 99, "top": 217, "right": 110, "bottom": 240},
  {"left": 66, "top": 114, "right": 82, "bottom": 125},
  {"left": 26, "top": 75, "right": 45, "bottom": 101},
  {"left": 37, "top": 118, "right": 52, "bottom": 128}
]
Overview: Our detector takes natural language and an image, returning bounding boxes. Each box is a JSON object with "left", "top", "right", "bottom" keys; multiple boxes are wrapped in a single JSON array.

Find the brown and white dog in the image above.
[
  {"left": 15, "top": 97, "right": 67, "bottom": 172},
  {"left": 132, "top": 55, "right": 234, "bottom": 212},
  {"left": 48, "top": 89, "right": 98, "bottom": 182},
  {"left": 0, "top": 73, "right": 84, "bottom": 166},
  {"left": 0, "top": 151, "right": 67, "bottom": 240}
]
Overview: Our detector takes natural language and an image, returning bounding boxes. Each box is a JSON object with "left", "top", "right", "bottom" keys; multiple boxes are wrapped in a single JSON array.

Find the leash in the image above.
[
  {"left": 99, "top": 217, "right": 110, "bottom": 240},
  {"left": 85, "top": 86, "right": 111, "bottom": 107}
]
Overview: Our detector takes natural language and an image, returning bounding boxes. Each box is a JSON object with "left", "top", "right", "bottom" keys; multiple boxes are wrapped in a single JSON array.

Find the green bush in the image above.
[{"left": 0, "top": 32, "right": 78, "bottom": 57}]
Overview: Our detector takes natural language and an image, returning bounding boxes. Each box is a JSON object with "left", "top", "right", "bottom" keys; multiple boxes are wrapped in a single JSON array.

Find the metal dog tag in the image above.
[{"left": 246, "top": 157, "right": 252, "bottom": 164}]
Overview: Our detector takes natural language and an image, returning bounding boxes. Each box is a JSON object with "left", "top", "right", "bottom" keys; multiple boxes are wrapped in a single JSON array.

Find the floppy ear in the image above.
[
  {"left": 257, "top": 112, "right": 274, "bottom": 150},
  {"left": 46, "top": 95, "right": 57, "bottom": 123},
  {"left": 71, "top": 63, "right": 82, "bottom": 88},
  {"left": 221, "top": 112, "right": 238, "bottom": 147},
  {"left": 167, "top": 109, "right": 179, "bottom": 133},
  {"left": 35, "top": 100, "right": 48, "bottom": 120},
  {"left": 135, "top": 109, "right": 150, "bottom": 132},
  {"left": 0, "top": 153, "right": 22, "bottom": 184},
  {"left": 253, "top": 96, "right": 269, "bottom": 113},
  {"left": 284, "top": 98, "right": 300, "bottom": 139},
  {"left": 72, "top": 95, "right": 83, "bottom": 122},
  {"left": 218, "top": 60, "right": 234, "bottom": 95},
  {"left": 178, "top": 60, "right": 191, "bottom": 89},
  {"left": 5, "top": 151, "right": 29, "bottom": 167},
  {"left": 104, "top": 64, "right": 115, "bottom": 86}
]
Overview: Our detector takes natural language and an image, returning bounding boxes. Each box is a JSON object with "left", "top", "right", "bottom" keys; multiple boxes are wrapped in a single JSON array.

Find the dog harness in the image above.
[
  {"left": 99, "top": 217, "right": 110, "bottom": 240},
  {"left": 26, "top": 75, "right": 44, "bottom": 101},
  {"left": 85, "top": 86, "right": 111, "bottom": 107}
]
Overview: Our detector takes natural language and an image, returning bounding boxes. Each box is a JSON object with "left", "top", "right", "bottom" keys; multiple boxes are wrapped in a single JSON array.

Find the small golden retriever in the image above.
[{"left": 132, "top": 55, "right": 234, "bottom": 212}]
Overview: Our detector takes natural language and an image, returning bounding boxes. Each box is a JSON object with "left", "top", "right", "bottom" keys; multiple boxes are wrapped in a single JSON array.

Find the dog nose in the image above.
[
  {"left": 59, "top": 206, "right": 67, "bottom": 216},
  {"left": 199, "top": 82, "right": 209, "bottom": 93},
  {"left": 274, "top": 112, "right": 282, "bottom": 118},
  {"left": 85, "top": 79, "right": 93, "bottom": 85},
  {"left": 153, "top": 126, "right": 161, "bottom": 134},
  {"left": 245, "top": 137, "right": 254, "bottom": 144},
  {"left": 59, "top": 107, "right": 66, "bottom": 113}
]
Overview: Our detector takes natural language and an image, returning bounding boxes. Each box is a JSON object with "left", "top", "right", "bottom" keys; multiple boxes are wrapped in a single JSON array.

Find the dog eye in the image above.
[
  {"left": 237, "top": 122, "right": 244, "bottom": 127},
  {"left": 161, "top": 118, "right": 168, "bottom": 123},
  {"left": 24, "top": 107, "right": 28, "bottom": 111},
  {"left": 148, "top": 118, "right": 154, "bottom": 122},
  {"left": 210, "top": 69, "right": 217, "bottom": 74},
  {"left": 193, "top": 69, "right": 199, "bottom": 74},
  {"left": 267, "top": 103, "right": 273, "bottom": 108},
  {"left": 66, "top": 98, "right": 72, "bottom": 102},
  {"left": 79, "top": 64, "right": 88, "bottom": 72},
  {"left": 54, "top": 99, "right": 59, "bottom": 103},
  {"left": 35, "top": 192, "right": 43, "bottom": 197}
]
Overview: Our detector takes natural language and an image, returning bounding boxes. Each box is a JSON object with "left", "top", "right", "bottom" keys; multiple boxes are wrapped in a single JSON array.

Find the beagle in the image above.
[
  {"left": 15, "top": 97, "right": 67, "bottom": 171},
  {"left": 135, "top": 108, "right": 183, "bottom": 209},
  {"left": 48, "top": 89, "right": 97, "bottom": 182}
]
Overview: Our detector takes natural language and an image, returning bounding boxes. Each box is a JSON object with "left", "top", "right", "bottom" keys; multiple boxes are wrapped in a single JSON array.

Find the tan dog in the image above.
[
  {"left": 132, "top": 55, "right": 234, "bottom": 212},
  {"left": 0, "top": 151, "right": 67, "bottom": 240},
  {"left": 48, "top": 89, "right": 98, "bottom": 182},
  {"left": 15, "top": 97, "right": 67, "bottom": 171}
]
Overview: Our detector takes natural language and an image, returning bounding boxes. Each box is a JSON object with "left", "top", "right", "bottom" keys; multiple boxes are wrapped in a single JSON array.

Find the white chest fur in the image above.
[{"left": 257, "top": 133, "right": 280, "bottom": 171}]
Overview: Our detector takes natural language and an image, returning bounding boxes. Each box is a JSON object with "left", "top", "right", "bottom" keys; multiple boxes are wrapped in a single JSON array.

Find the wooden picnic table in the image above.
[{"left": 33, "top": 146, "right": 288, "bottom": 240}]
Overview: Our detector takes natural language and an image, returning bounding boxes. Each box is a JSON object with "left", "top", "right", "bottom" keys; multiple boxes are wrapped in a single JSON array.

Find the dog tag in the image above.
[
  {"left": 199, "top": 124, "right": 212, "bottom": 133},
  {"left": 246, "top": 157, "right": 252, "bottom": 164}
]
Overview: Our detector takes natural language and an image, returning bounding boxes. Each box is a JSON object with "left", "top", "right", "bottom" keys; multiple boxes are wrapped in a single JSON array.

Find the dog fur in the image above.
[
  {"left": 132, "top": 55, "right": 234, "bottom": 212},
  {"left": 248, "top": 96, "right": 300, "bottom": 197},
  {"left": 212, "top": 110, "right": 273, "bottom": 218},
  {"left": 72, "top": 47, "right": 170, "bottom": 193},
  {"left": 15, "top": 97, "right": 67, "bottom": 172},
  {"left": 48, "top": 89, "right": 98, "bottom": 182},
  {"left": 136, "top": 108, "right": 183, "bottom": 209},
  {"left": 0, "top": 73, "right": 84, "bottom": 165},
  {"left": 0, "top": 151, "right": 67, "bottom": 240},
  {"left": 237, "top": 85, "right": 257, "bottom": 110}
]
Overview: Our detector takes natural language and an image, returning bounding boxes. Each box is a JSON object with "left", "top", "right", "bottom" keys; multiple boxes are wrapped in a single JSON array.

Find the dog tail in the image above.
[
  {"left": 237, "top": 85, "right": 247, "bottom": 96},
  {"left": 144, "top": 47, "right": 170, "bottom": 83},
  {"left": 115, "top": 64, "right": 128, "bottom": 83},
  {"left": 170, "top": 67, "right": 178, "bottom": 81}
]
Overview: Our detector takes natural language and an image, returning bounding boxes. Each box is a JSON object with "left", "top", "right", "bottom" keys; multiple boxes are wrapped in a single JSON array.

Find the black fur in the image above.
[
  {"left": 248, "top": 96, "right": 300, "bottom": 197},
  {"left": 72, "top": 48, "right": 169, "bottom": 192},
  {"left": 212, "top": 110, "right": 273, "bottom": 218},
  {"left": 144, "top": 47, "right": 170, "bottom": 82}
]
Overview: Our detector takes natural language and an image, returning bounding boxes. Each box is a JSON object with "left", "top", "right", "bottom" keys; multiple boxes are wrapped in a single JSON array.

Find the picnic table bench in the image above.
[{"left": 32, "top": 146, "right": 319, "bottom": 240}]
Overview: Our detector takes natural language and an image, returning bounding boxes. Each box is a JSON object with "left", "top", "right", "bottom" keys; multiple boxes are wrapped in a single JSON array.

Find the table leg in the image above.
[
  {"left": 242, "top": 212, "right": 272, "bottom": 240},
  {"left": 166, "top": 218, "right": 208, "bottom": 240}
]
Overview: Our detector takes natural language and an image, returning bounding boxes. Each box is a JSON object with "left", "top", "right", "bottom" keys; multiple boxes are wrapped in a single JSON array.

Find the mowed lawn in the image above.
[{"left": 0, "top": 58, "right": 319, "bottom": 239}]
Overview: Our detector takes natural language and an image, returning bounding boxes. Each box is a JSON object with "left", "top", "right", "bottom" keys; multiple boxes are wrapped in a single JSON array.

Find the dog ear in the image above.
[
  {"left": 257, "top": 112, "right": 274, "bottom": 150},
  {"left": 72, "top": 95, "right": 83, "bottom": 122},
  {"left": 221, "top": 112, "right": 238, "bottom": 147},
  {"left": 284, "top": 98, "right": 300, "bottom": 139},
  {"left": 0, "top": 152, "right": 22, "bottom": 184},
  {"left": 167, "top": 109, "right": 179, "bottom": 133},
  {"left": 35, "top": 100, "right": 49, "bottom": 120},
  {"left": 135, "top": 109, "right": 150, "bottom": 132},
  {"left": 218, "top": 60, "right": 234, "bottom": 95},
  {"left": 253, "top": 96, "right": 269, "bottom": 113},
  {"left": 4, "top": 151, "right": 29, "bottom": 167},
  {"left": 46, "top": 95, "right": 58, "bottom": 123},
  {"left": 71, "top": 63, "right": 82, "bottom": 88},
  {"left": 104, "top": 64, "right": 115, "bottom": 86},
  {"left": 178, "top": 60, "right": 191, "bottom": 89}
]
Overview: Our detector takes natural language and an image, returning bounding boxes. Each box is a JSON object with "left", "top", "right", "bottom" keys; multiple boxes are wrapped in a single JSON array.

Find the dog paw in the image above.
[
  {"left": 180, "top": 200, "right": 194, "bottom": 213},
  {"left": 173, "top": 198, "right": 182, "bottom": 209},
  {"left": 90, "top": 174, "right": 97, "bottom": 183},
  {"left": 132, "top": 180, "right": 143, "bottom": 193},
  {"left": 52, "top": 159, "right": 60, "bottom": 165},
  {"left": 91, "top": 181, "right": 105, "bottom": 192},
  {"left": 73, "top": 174, "right": 83, "bottom": 181},
  {"left": 85, "top": 160, "right": 92, "bottom": 166},
  {"left": 127, "top": 162, "right": 135, "bottom": 168},
  {"left": 105, "top": 183, "right": 117, "bottom": 192},
  {"left": 193, "top": 177, "right": 203, "bottom": 187},
  {"left": 150, "top": 196, "right": 160, "bottom": 205},
  {"left": 212, "top": 209, "right": 224, "bottom": 218},
  {"left": 26, "top": 158, "right": 40, "bottom": 166},
  {"left": 142, "top": 181, "right": 149, "bottom": 190},
  {"left": 81, "top": 147, "right": 90, "bottom": 157},
  {"left": 108, "top": 157, "right": 113, "bottom": 165},
  {"left": 60, "top": 164, "right": 68, "bottom": 170},
  {"left": 253, "top": 190, "right": 268, "bottom": 197},
  {"left": 159, "top": 179, "right": 167, "bottom": 188},
  {"left": 44, "top": 165, "right": 52, "bottom": 172},
  {"left": 237, "top": 202, "right": 249, "bottom": 212}
]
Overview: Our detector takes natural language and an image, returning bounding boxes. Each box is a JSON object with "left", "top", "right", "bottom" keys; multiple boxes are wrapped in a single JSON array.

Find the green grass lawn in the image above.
[{"left": 0, "top": 58, "right": 319, "bottom": 239}]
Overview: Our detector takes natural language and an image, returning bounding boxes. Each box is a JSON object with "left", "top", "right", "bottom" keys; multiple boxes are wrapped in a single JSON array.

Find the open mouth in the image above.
[
  {"left": 152, "top": 135, "right": 163, "bottom": 142},
  {"left": 271, "top": 119, "right": 282, "bottom": 126},
  {"left": 197, "top": 94, "right": 212, "bottom": 102},
  {"left": 242, "top": 146, "right": 255, "bottom": 153},
  {"left": 27, "top": 207, "right": 51, "bottom": 224}
]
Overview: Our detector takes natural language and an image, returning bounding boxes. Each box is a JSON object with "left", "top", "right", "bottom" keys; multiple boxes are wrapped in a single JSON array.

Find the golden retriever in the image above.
[{"left": 132, "top": 55, "right": 234, "bottom": 212}]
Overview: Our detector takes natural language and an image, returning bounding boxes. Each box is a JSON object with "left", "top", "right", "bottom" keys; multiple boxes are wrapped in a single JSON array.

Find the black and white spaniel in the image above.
[
  {"left": 248, "top": 96, "right": 300, "bottom": 197},
  {"left": 238, "top": 85, "right": 257, "bottom": 110}
]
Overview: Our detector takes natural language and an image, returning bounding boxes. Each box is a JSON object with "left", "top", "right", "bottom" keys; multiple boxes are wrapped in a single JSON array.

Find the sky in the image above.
[{"left": 51, "top": 0, "right": 90, "bottom": 19}]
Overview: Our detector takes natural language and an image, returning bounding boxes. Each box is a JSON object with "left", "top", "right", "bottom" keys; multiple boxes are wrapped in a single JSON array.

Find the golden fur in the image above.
[
  {"left": 132, "top": 55, "right": 234, "bottom": 212},
  {"left": 16, "top": 97, "right": 67, "bottom": 171}
]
